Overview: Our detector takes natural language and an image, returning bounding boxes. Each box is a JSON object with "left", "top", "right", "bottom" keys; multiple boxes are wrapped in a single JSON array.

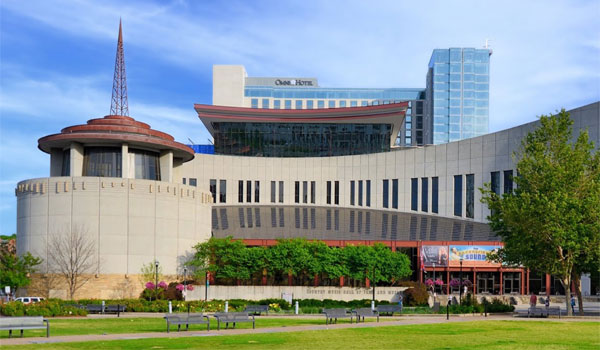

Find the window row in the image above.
[
  {"left": 294, "top": 181, "right": 316, "bottom": 204},
  {"left": 348, "top": 180, "right": 371, "bottom": 207},
  {"left": 209, "top": 179, "right": 227, "bottom": 203},
  {"left": 251, "top": 98, "right": 371, "bottom": 109},
  {"left": 238, "top": 180, "right": 261, "bottom": 203},
  {"left": 410, "top": 177, "right": 439, "bottom": 214}
]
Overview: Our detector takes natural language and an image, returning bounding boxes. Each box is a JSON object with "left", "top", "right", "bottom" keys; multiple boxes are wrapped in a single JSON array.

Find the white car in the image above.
[{"left": 15, "top": 297, "right": 45, "bottom": 304}]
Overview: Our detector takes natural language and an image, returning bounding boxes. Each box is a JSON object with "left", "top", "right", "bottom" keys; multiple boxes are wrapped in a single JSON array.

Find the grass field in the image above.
[
  {"left": 0, "top": 316, "right": 357, "bottom": 338},
  {"left": 2, "top": 321, "right": 599, "bottom": 350}
]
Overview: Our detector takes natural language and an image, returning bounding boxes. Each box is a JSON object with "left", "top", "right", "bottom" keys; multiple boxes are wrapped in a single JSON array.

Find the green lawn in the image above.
[
  {"left": 2, "top": 321, "right": 599, "bottom": 350},
  {"left": 0, "top": 316, "right": 363, "bottom": 338}
]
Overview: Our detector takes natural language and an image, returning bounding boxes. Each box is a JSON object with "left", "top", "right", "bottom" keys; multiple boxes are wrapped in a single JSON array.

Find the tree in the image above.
[
  {"left": 481, "top": 109, "right": 600, "bottom": 316},
  {"left": 0, "top": 246, "right": 42, "bottom": 296},
  {"left": 48, "top": 226, "right": 98, "bottom": 300},
  {"left": 139, "top": 261, "right": 163, "bottom": 287}
]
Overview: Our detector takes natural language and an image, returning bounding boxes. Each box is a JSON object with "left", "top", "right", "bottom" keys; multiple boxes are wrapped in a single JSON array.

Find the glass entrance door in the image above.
[{"left": 477, "top": 273, "right": 494, "bottom": 294}]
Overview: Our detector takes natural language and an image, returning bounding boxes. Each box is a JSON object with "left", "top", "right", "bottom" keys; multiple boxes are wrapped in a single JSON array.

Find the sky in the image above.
[{"left": 0, "top": 0, "right": 599, "bottom": 234}]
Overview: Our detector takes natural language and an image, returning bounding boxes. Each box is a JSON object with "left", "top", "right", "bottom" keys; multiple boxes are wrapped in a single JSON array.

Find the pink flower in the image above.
[
  {"left": 145, "top": 282, "right": 156, "bottom": 290},
  {"left": 435, "top": 279, "right": 444, "bottom": 286},
  {"left": 186, "top": 285, "right": 194, "bottom": 291},
  {"left": 176, "top": 284, "right": 184, "bottom": 291},
  {"left": 158, "top": 281, "right": 168, "bottom": 289},
  {"left": 425, "top": 278, "right": 434, "bottom": 287}
]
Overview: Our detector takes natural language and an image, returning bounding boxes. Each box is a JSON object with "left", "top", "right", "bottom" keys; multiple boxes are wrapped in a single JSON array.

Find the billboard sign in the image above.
[
  {"left": 420, "top": 245, "right": 449, "bottom": 267},
  {"left": 449, "top": 245, "right": 501, "bottom": 267}
]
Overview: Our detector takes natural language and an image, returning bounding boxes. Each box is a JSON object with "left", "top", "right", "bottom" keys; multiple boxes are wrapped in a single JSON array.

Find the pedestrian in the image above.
[
  {"left": 530, "top": 293, "right": 537, "bottom": 308},
  {"left": 545, "top": 296, "right": 550, "bottom": 309},
  {"left": 398, "top": 294, "right": 403, "bottom": 309},
  {"left": 570, "top": 295, "right": 576, "bottom": 314}
]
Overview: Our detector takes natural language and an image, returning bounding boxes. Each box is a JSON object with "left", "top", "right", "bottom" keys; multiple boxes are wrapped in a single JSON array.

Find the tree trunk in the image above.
[
  {"left": 561, "top": 276, "right": 572, "bottom": 316},
  {"left": 572, "top": 274, "right": 585, "bottom": 316},
  {"left": 288, "top": 271, "right": 293, "bottom": 286}
]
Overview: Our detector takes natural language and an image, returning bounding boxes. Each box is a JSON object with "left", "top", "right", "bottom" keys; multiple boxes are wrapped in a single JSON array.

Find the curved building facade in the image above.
[{"left": 17, "top": 114, "right": 212, "bottom": 299}]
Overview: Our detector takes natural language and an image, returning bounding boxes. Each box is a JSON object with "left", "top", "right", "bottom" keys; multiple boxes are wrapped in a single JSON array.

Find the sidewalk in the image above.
[{"left": 1, "top": 315, "right": 595, "bottom": 346}]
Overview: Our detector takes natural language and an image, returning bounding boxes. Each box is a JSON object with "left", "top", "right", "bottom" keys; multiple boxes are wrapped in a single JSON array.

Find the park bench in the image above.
[
  {"left": 105, "top": 304, "right": 126, "bottom": 316},
  {"left": 544, "top": 306, "right": 562, "bottom": 319},
  {"left": 353, "top": 308, "right": 379, "bottom": 323},
  {"left": 164, "top": 313, "right": 210, "bottom": 333},
  {"left": 0, "top": 316, "right": 50, "bottom": 338},
  {"left": 244, "top": 304, "right": 269, "bottom": 315},
  {"left": 322, "top": 308, "right": 354, "bottom": 325},
  {"left": 213, "top": 312, "right": 255, "bottom": 330},
  {"left": 376, "top": 304, "right": 403, "bottom": 316},
  {"left": 85, "top": 304, "right": 104, "bottom": 313},
  {"left": 528, "top": 307, "right": 545, "bottom": 317}
]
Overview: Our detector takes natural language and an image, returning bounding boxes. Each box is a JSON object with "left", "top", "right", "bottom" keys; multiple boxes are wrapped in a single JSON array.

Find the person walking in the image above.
[
  {"left": 530, "top": 293, "right": 537, "bottom": 308},
  {"left": 570, "top": 295, "right": 576, "bottom": 314}
]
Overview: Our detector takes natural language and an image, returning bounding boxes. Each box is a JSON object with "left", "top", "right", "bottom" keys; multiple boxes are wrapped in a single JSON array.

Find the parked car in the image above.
[{"left": 15, "top": 296, "right": 45, "bottom": 304}]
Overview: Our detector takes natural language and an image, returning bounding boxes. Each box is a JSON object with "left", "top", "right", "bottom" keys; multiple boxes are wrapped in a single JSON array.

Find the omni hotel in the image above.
[{"left": 15, "top": 28, "right": 600, "bottom": 299}]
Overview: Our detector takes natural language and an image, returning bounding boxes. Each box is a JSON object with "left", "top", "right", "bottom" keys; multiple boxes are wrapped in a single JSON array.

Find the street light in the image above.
[
  {"left": 155, "top": 260, "right": 159, "bottom": 302},
  {"left": 433, "top": 262, "right": 436, "bottom": 302},
  {"left": 459, "top": 256, "right": 463, "bottom": 304},
  {"left": 183, "top": 266, "right": 188, "bottom": 299}
]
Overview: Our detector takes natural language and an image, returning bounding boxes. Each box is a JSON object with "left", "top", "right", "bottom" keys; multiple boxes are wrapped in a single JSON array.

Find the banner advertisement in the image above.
[
  {"left": 449, "top": 245, "right": 501, "bottom": 267},
  {"left": 420, "top": 245, "right": 449, "bottom": 267}
]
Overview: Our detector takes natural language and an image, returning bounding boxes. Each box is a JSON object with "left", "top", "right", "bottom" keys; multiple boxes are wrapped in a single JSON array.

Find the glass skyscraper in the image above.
[{"left": 427, "top": 48, "right": 491, "bottom": 144}]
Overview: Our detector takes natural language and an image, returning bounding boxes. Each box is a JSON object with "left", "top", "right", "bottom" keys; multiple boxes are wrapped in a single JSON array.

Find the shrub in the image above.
[
  {"left": 403, "top": 283, "right": 429, "bottom": 306},
  {"left": 0, "top": 300, "right": 87, "bottom": 317}
]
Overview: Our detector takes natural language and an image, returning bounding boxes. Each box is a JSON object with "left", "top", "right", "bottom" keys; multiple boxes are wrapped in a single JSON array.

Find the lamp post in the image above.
[
  {"left": 433, "top": 262, "right": 436, "bottom": 302},
  {"left": 183, "top": 266, "right": 188, "bottom": 300},
  {"left": 459, "top": 256, "right": 463, "bottom": 304},
  {"left": 154, "top": 260, "right": 159, "bottom": 301}
]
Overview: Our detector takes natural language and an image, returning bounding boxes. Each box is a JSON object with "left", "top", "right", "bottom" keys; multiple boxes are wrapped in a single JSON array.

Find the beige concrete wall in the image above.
[
  {"left": 213, "top": 65, "right": 246, "bottom": 107},
  {"left": 186, "top": 285, "right": 408, "bottom": 303},
  {"left": 16, "top": 177, "right": 212, "bottom": 278}
]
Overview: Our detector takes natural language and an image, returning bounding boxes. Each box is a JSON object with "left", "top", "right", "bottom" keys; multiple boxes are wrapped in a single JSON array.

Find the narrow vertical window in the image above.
[
  {"left": 358, "top": 181, "right": 363, "bottom": 206},
  {"left": 295, "top": 181, "right": 300, "bottom": 203},
  {"left": 334, "top": 181, "right": 340, "bottom": 205},
  {"left": 254, "top": 181, "right": 260, "bottom": 203},
  {"left": 219, "top": 180, "right": 226, "bottom": 203},
  {"left": 432, "top": 177, "right": 439, "bottom": 214},
  {"left": 466, "top": 174, "right": 474, "bottom": 218},
  {"left": 454, "top": 175, "right": 463, "bottom": 217},
  {"left": 366, "top": 180, "right": 371, "bottom": 207},
  {"left": 392, "top": 179, "right": 399, "bottom": 209},
  {"left": 326, "top": 181, "right": 332, "bottom": 204},
  {"left": 210, "top": 179, "right": 217, "bottom": 203},
  {"left": 310, "top": 181, "right": 315, "bottom": 204},
  {"left": 270, "top": 181, "right": 276, "bottom": 203},
  {"left": 238, "top": 180, "right": 244, "bottom": 203},
  {"left": 302, "top": 181, "right": 308, "bottom": 203},
  {"left": 503, "top": 170, "right": 513, "bottom": 193},
  {"left": 491, "top": 171, "right": 500, "bottom": 194},
  {"left": 411, "top": 178, "right": 418, "bottom": 211},
  {"left": 251, "top": 98, "right": 258, "bottom": 108},
  {"left": 421, "top": 178, "right": 428, "bottom": 212},
  {"left": 350, "top": 181, "right": 355, "bottom": 206},
  {"left": 279, "top": 181, "right": 284, "bottom": 203},
  {"left": 383, "top": 180, "right": 389, "bottom": 208},
  {"left": 246, "top": 180, "right": 252, "bottom": 203}
]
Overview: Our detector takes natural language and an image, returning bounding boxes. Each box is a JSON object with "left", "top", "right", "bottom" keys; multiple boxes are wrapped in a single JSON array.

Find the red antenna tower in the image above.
[{"left": 110, "top": 19, "right": 129, "bottom": 116}]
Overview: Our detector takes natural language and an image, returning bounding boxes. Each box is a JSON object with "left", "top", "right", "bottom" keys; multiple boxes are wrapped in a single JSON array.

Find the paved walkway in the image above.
[{"left": 2, "top": 315, "right": 597, "bottom": 346}]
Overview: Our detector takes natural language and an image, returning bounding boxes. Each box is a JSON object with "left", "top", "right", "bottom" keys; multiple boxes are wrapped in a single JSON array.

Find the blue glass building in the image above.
[{"left": 427, "top": 48, "right": 491, "bottom": 144}]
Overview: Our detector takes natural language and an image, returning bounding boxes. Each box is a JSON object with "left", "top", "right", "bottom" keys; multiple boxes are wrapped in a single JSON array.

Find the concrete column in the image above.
[
  {"left": 50, "top": 148, "right": 63, "bottom": 176},
  {"left": 446, "top": 270, "right": 450, "bottom": 294},
  {"left": 159, "top": 151, "right": 173, "bottom": 182},
  {"left": 473, "top": 270, "right": 476, "bottom": 295},
  {"left": 121, "top": 144, "right": 129, "bottom": 178},
  {"left": 499, "top": 270, "right": 503, "bottom": 295},
  {"left": 545, "top": 274, "right": 551, "bottom": 296},
  {"left": 70, "top": 142, "right": 84, "bottom": 176}
]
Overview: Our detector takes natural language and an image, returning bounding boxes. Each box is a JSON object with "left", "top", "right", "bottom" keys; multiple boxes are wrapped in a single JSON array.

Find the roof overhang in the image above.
[{"left": 194, "top": 102, "right": 408, "bottom": 148}]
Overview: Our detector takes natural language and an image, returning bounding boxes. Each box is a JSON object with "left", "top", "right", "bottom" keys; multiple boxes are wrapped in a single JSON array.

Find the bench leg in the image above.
[
  {"left": 186, "top": 324, "right": 189, "bottom": 331},
  {"left": 8, "top": 329, "right": 11, "bottom": 338},
  {"left": 21, "top": 329, "right": 24, "bottom": 338},
  {"left": 178, "top": 324, "right": 181, "bottom": 332},
  {"left": 233, "top": 322, "right": 236, "bottom": 329}
]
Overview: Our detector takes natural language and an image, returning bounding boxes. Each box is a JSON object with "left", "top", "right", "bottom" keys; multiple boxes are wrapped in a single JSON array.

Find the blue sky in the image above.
[{"left": 1, "top": 0, "right": 599, "bottom": 234}]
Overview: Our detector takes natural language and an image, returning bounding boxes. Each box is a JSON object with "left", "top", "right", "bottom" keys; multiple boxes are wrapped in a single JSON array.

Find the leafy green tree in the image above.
[
  {"left": 481, "top": 109, "right": 600, "bottom": 316},
  {"left": 0, "top": 249, "right": 42, "bottom": 296}
]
